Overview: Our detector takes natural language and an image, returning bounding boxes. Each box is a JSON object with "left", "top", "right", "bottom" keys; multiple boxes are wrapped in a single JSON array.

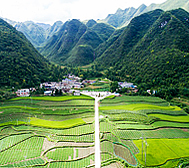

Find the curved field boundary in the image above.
[
  {"left": 29, "top": 117, "right": 86, "bottom": 129},
  {"left": 148, "top": 114, "right": 189, "bottom": 123},
  {"left": 46, "top": 153, "right": 95, "bottom": 165},
  {"left": 113, "top": 128, "right": 189, "bottom": 140},
  {"left": 0, "top": 157, "right": 46, "bottom": 167},
  {"left": 0, "top": 118, "right": 87, "bottom": 129},
  {"left": 0, "top": 133, "right": 33, "bottom": 152},
  {"left": 13, "top": 123, "right": 94, "bottom": 135},
  {"left": 133, "top": 139, "right": 189, "bottom": 167},
  {"left": 43, "top": 146, "right": 95, "bottom": 157},
  {"left": 113, "top": 142, "right": 138, "bottom": 167},
  {"left": 0, "top": 106, "right": 37, "bottom": 110},
  {"left": 100, "top": 104, "right": 182, "bottom": 111},
  {"left": 53, "top": 134, "right": 94, "bottom": 143},
  {"left": 100, "top": 159, "right": 124, "bottom": 168},
  {"left": 10, "top": 95, "right": 94, "bottom": 101},
  {"left": 0, "top": 135, "right": 44, "bottom": 153}
]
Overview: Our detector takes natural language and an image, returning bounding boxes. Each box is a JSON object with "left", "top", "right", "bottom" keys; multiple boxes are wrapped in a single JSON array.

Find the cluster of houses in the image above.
[
  {"left": 15, "top": 75, "right": 139, "bottom": 97},
  {"left": 118, "top": 82, "right": 138, "bottom": 93},
  {"left": 41, "top": 75, "right": 84, "bottom": 96}
]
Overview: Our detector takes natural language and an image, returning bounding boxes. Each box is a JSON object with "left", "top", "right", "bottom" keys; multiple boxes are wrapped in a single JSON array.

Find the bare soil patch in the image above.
[
  {"left": 56, "top": 142, "right": 94, "bottom": 147},
  {"left": 181, "top": 128, "right": 189, "bottom": 132},
  {"left": 78, "top": 147, "right": 95, "bottom": 158},
  {"left": 42, "top": 138, "right": 56, "bottom": 152},
  {"left": 114, "top": 144, "right": 137, "bottom": 166},
  {"left": 102, "top": 162, "right": 123, "bottom": 168},
  {"left": 90, "top": 159, "right": 95, "bottom": 165}
]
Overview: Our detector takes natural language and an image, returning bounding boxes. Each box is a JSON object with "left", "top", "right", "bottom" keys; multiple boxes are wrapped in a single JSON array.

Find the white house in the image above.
[
  {"left": 74, "top": 90, "right": 81, "bottom": 96},
  {"left": 16, "top": 89, "right": 30, "bottom": 97},
  {"left": 44, "top": 91, "right": 52, "bottom": 96}
]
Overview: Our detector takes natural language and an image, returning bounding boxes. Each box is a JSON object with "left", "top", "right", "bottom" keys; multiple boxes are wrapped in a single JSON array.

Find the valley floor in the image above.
[{"left": 0, "top": 94, "right": 189, "bottom": 167}]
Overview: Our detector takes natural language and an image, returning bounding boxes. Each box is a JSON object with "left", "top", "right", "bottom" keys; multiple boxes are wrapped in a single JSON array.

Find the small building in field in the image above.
[
  {"left": 44, "top": 91, "right": 52, "bottom": 96},
  {"left": 16, "top": 89, "right": 30, "bottom": 97},
  {"left": 74, "top": 90, "right": 81, "bottom": 96}
]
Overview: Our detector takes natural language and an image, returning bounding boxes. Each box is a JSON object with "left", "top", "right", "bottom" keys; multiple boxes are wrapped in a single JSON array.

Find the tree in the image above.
[{"left": 110, "top": 81, "right": 119, "bottom": 93}]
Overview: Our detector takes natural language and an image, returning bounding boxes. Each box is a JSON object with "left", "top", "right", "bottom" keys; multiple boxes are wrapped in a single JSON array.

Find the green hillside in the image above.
[
  {"left": 95, "top": 9, "right": 189, "bottom": 88},
  {"left": 5, "top": 19, "right": 63, "bottom": 48},
  {"left": 0, "top": 19, "right": 51, "bottom": 87},
  {"left": 40, "top": 19, "right": 115, "bottom": 66}
]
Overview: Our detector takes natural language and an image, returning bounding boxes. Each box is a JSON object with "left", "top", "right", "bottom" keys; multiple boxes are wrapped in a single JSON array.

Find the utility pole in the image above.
[
  {"left": 140, "top": 133, "right": 144, "bottom": 161},
  {"left": 142, "top": 137, "right": 144, "bottom": 161},
  {"left": 145, "top": 138, "right": 148, "bottom": 167}
]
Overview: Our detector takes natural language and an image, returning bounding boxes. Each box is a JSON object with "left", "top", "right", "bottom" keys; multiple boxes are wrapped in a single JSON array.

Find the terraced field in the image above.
[
  {"left": 99, "top": 95, "right": 189, "bottom": 167},
  {"left": 1, "top": 95, "right": 189, "bottom": 167},
  {"left": 0, "top": 95, "right": 95, "bottom": 168}
]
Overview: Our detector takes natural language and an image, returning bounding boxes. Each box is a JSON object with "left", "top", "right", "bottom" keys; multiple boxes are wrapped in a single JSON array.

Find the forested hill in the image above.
[
  {"left": 95, "top": 8, "right": 189, "bottom": 88},
  {"left": 0, "top": 19, "right": 52, "bottom": 87},
  {"left": 39, "top": 19, "right": 115, "bottom": 66}
]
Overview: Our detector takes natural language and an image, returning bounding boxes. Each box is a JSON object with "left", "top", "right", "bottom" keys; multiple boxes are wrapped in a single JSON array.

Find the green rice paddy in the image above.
[
  {"left": 0, "top": 95, "right": 95, "bottom": 167},
  {"left": 1, "top": 94, "right": 189, "bottom": 167},
  {"left": 99, "top": 95, "right": 189, "bottom": 167},
  {"left": 134, "top": 139, "right": 189, "bottom": 166},
  {"left": 29, "top": 117, "right": 86, "bottom": 128},
  {"left": 99, "top": 103, "right": 181, "bottom": 111}
]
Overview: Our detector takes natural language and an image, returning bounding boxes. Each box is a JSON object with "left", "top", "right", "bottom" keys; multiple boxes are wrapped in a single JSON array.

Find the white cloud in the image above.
[{"left": 0, "top": 0, "right": 167, "bottom": 24}]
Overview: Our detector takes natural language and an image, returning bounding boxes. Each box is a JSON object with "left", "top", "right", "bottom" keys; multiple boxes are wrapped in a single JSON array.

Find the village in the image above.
[{"left": 16, "top": 74, "right": 138, "bottom": 97}]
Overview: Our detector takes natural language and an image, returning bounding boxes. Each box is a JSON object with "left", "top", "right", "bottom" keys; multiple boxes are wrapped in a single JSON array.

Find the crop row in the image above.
[
  {"left": 0, "top": 158, "right": 45, "bottom": 167},
  {"left": 134, "top": 138, "right": 189, "bottom": 167},
  {"left": 101, "top": 95, "right": 167, "bottom": 104},
  {"left": 48, "top": 154, "right": 95, "bottom": 168},
  {"left": 100, "top": 104, "right": 182, "bottom": 112},
  {"left": 0, "top": 133, "right": 33, "bottom": 151},
  {"left": 51, "top": 133, "right": 94, "bottom": 142},
  {"left": 113, "top": 128, "right": 189, "bottom": 140},
  {"left": 14, "top": 123, "right": 94, "bottom": 136},
  {"left": 46, "top": 148, "right": 74, "bottom": 161},
  {"left": 0, "top": 136, "right": 44, "bottom": 165},
  {"left": 10, "top": 95, "right": 94, "bottom": 101}
]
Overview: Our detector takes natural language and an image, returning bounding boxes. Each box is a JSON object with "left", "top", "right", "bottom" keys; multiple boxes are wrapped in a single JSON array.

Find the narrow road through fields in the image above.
[
  {"left": 95, "top": 97, "right": 101, "bottom": 168},
  {"left": 81, "top": 91, "right": 113, "bottom": 168}
]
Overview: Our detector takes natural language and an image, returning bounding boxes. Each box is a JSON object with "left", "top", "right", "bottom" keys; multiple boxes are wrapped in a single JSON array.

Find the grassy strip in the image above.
[
  {"left": 29, "top": 117, "right": 86, "bottom": 129},
  {"left": 10, "top": 95, "right": 94, "bottom": 101},
  {"left": 99, "top": 104, "right": 181, "bottom": 111},
  {"left": 0, "top": 121, "right": 27, "bottom": 127},
  {"left": 133, "top": 138, "right": 189, "bottom": 167},
  {"left": 148, "top": 114, "right": 189, "bottom": 123},
  {"left": 0, "top": 106, "right": 37, "bottom": 110},
  {"left": 104, "top": 95, "right": 115, "bottom": 99},
  {"left": 151, "top": 121, "right": 189, "bottom": 128}
]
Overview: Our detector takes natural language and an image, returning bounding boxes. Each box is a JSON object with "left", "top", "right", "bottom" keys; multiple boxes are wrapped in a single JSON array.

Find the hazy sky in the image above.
[{"left": 0, "top": 0, "right": 167, "bottom": 25}]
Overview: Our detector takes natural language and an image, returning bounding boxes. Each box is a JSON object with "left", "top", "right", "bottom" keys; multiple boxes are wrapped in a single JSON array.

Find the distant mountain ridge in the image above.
[
  {"left": 2, "top": 0, "right": 189, "bottom": 49},
  {"left": 3, "top": 18, "right": 63, "bottom": 48},
  {"left": 104, "top": 4, "right": 147, "bottom": 28},
  {"left": 104, "top": 0, "right": 189, "bottom": 27}
]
